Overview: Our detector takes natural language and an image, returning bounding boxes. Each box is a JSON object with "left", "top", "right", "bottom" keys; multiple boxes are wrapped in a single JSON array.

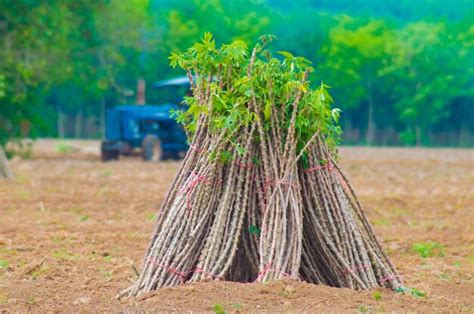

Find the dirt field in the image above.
[{"left": 1, "top": 140, "right": 473, "bottom": 312}]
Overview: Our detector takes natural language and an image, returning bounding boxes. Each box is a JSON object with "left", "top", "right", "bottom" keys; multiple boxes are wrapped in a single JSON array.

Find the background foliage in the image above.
[{"left": 1, "top": 0, "right": 473, "bottom": 146}]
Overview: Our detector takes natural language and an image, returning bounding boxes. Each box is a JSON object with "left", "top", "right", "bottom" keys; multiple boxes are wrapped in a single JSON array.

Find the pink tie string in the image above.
[
  {"left": 179, "top": 172, "right": 210, "bottom": 211},
  {"left": 234, "top": 160, "right": 254, "bottom": 169},
  {"left": 304, "top": 161, "right": 334, "bottom": 174},
  {"left": 189, "top": 144, "right": 203, "bottom": 153},
  {"left": 345, "top": 263, "right": 370, "bottom": 273},
  {"left": 255, "top": 263, "right": 301, "bottom": 282},
  {"left": 146, "top": 257, "right": 222, "bottom": 283}
]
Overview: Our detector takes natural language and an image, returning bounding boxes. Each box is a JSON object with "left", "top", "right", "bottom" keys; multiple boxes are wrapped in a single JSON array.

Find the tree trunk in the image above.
[
  {"left": 136, "top": 78, "right": 146, "bottom": 105},
  {"left": 415, "top": 125, "right": 422, "bottom": 146},
  {"left": 366, "top": 81, "right": 375, "bottom": 145},
  {"left": 366, "top": 98, "right": 375, "bottom": 145},
  {"left": 100, "top": 97, "right": 106, "bottom": 139},
  {"left": 58, "top": 104, "right": 65, "bottom": 139},
  {"left": 75, "top": 105, "right": 83, "bottom": 139},
  {"left": 459, "top": 120, "right": 467, "bottom": 147},
  {"left": 0, "top": 146, "right": 13, "bottom": 179}
]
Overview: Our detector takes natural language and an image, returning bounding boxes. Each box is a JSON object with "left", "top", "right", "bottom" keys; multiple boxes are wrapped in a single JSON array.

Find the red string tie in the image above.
[
  {"left": 255, "top": 263, "right": 301, "bottom": 282},
  {"left": 345, "top": 263, "right": 370, "bottom": 273},
  {"left": 189, "top": 144, "right": 203, "bottom": 153},
  {"left": 234, "top": 160, "right": 254, "bottom": 169},
  {"left": 146, "top": 257, "right": 222, "bottom": 283},
  {"left": 277, "top": 179, "right": 296, "bottom": 188},
  {"left": 146, "top": 257, "right": 185, "bottom": 283},
  {"left": 256, "top": 179, "right": 274, "bottom": 211},
  {"left": 257, "top": 179, "right": 274, "bottom": 194},
  {"left": 255, "top": 263, "right": 273, "bottom": 281},
  {"left": 179, "top": 172, "right": 208, "bottom": 211},
  {"left": 189, "top": 267, "right": 223, "bottom": 280},
  {"left": 304, "top": 161, "right": 334, "bottom": 174}
]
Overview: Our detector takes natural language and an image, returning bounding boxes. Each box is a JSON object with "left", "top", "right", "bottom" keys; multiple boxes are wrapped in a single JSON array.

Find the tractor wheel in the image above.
[
  {"left": 101, "top": 142, "right": 119, "bottom": 161},
  {"left": 142, "top": 135, "right": 163, "bottom": 162}
]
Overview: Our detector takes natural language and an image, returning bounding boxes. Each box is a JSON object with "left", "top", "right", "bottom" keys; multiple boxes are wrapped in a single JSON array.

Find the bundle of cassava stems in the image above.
[{"left": 121, "top": 35, "right": 402, "bottom": 297}]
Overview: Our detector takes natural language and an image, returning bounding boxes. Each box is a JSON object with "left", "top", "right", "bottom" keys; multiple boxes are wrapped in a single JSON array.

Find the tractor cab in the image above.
[{"left": 101, "top": 77, "right": 190, "bottom": 161}]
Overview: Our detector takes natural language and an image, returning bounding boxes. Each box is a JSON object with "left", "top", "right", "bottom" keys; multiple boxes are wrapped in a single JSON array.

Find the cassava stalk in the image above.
[{"left": 121, "top": 34, "right": 402, "bottom": 298}]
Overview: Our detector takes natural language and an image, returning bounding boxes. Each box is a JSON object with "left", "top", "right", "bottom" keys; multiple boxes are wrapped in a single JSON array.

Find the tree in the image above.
[
  {"left": 0, "top": 146, "right": 12, "bottom": 179},
  {"left": 320, "top": 17, "right": 397, "bottom": 144},
  {"left": 43, "top": 0, "right": 154, "bottom": 138},
  {"left": 0, "top": 1, "right": 74, "bottom": 158},
  {"left": 1, "top": 0, "right": 473, "bottom": 146},
  {"left": 384, "top": 19, "right": 474, "bottom": 145},
  {"left": 0, "top": 75, "right": 12, "bottom": 178}
]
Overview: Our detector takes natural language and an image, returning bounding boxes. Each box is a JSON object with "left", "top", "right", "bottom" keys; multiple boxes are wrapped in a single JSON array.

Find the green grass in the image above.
[
  {"left": 99, "top": 267, "right": 113, "bottom": 281},
  {"left": 373, "top": 219, "right": 391, "bottom": 226},
  {"left": 412, "top": 242, "right": 445, "bottom": 258},
  {"left": 26, "top": 296, "right": 37, "bottom": 305},
  {"left": 56, "top": 142, "right": 75, "bottom": 153},
  {"left": 395, "top": 286, "right": 427, "bottom": 298},
  {"left": 100, "top": 169, "right": 112, "bottom": 177},
  {"left": 213, "top": 304, "right": 226, "bottom": 314},
  {"left": 52, "top": 249, "right": 78, "bottom": 260},
  {"left": 410, "top": 288, "right": 426, "bottom": 298},
  {"left": 391, "top": 207, "right": 409, "bottom": 217},
  {"left": 16, "top": 260, "right": 27, "bottom": 268},
  {"left": 452, "top": 261, "right": 462, "bottom": 267},
  {"left": 373, "top": 291, "right": 382, "bottom": 301},
  {"left": 0, "top": 259, "right": 9, "bottom": 270},
  {"left": 146, "top": 213, "right": 156, "bottom": 222},
  {"left": 436, "top": 272, "right": 452, "bottom": 282},
  {"left": 31, "top": 265, "right": 50, "bottom": 279},
  {"left": 79, "top": 215, "right": 90, "bottom": 222}
]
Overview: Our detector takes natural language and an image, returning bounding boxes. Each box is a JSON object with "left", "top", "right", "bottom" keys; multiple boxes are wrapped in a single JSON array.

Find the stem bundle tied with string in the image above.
[{"left": 120, "top": 33, "right": 402, "bottom": 298}]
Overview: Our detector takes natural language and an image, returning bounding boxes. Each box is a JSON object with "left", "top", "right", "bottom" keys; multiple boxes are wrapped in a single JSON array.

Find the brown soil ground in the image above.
[{"left": 1, "top": 140, "right": 473, "bottom": 312}]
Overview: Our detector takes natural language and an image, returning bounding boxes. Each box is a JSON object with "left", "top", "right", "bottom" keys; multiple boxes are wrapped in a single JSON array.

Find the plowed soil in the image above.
[{"left": 1, "top": 140, "right": 473, "bottom": 312}]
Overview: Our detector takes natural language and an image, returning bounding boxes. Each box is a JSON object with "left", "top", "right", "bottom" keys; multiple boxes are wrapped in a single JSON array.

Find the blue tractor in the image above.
[{"left": 101, "top": 77, "right": 190, "bottom": 162}]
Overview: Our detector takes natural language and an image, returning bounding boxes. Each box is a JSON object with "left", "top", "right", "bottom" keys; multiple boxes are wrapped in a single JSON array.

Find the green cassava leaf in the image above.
[
  {"left": 264, "top": 100, "right": 272, "bottom": 120},
  {"left": 277, "top": 50, "right": 295, "bottom": 59}
]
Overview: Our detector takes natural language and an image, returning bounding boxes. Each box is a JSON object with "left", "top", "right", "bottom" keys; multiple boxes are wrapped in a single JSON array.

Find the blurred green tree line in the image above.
[{"left": 0, "top": 0, "right": 473, "bottom": 146}]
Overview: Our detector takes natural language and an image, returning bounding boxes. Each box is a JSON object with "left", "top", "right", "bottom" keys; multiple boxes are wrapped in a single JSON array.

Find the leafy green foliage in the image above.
[
  {"left": 409, "top": 288, "right": 427, "bottom": 298},
  {"left": 248, "top": 225, "right": 261, "bottom": 235},
  {"left": 0, "top": 1, "right": 472, "bottom": 147},
  {"left": 169, "top": 34, "right": 341, "bottom": 157},
  {"left": 320, "top": 14, "right": 474, "bottom": 146},
  {"left": 395, "top": 286, "right": 427, "bottom": 298}
]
